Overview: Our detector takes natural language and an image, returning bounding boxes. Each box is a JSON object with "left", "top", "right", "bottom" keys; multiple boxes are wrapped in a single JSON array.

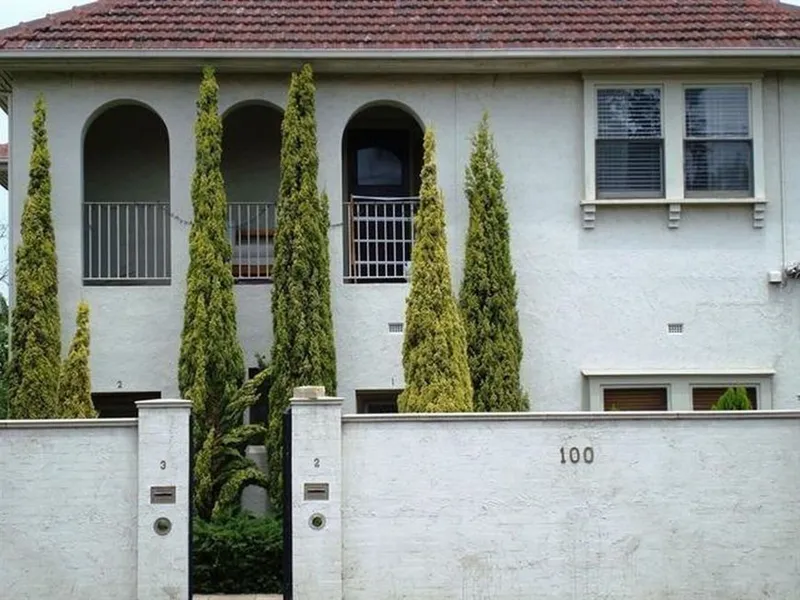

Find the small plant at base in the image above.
[
  {"left": 712, "top": 387, "right": 753, "bottom": 410},
  {"left": 58, "top": 301, "right": 96, "bottom": 418}
]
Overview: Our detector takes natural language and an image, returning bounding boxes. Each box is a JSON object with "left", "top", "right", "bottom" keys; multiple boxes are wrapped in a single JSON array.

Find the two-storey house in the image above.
[{"left": 3, "top": 0, "right": 800, "bottom": 416}]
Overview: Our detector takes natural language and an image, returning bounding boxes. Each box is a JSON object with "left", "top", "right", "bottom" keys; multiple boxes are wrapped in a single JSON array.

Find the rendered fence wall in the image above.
[
  {"left": 0, "top": 400, "right": 191, "bottom": 600},
  {"left": 289, "top": 393, "right": 800, "bottom": 600}
]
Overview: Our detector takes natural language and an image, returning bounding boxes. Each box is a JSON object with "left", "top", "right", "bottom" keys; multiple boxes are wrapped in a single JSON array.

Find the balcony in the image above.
[
  {"left": 345, "top": 195, "right": 418, "bottom": 283},
  {"left": 83, "top": 202, "right": 171, "bottom": 285},
  {"left": 228, "top": 202, "right": 275, "bottom": 282}
]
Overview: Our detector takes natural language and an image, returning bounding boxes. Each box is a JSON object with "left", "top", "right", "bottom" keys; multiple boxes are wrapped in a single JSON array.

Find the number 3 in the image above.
[{"left": 160, "top": 460, "right": 166, "bottom": 470}]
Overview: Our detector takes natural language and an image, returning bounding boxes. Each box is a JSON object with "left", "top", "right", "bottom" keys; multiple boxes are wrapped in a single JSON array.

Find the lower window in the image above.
[
  {"left": 356, "top": 390, "right": 400, "bottom": 414},
  {"left": 91, "top": 391, "right": 162, "bottom": 418},
  {"left": 603, "top": 387, "right": 668, "bottom": 411},
  {"left": 692, "top": 386, "right": 758, "bottom": 410}
]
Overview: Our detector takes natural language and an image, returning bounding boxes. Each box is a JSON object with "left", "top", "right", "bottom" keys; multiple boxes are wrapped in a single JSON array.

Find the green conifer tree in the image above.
[
  {"left": 8, "top": 96, "right": 61, "bottom": 419},
  {"left": 712, "top": 386, "right": 753, "bottom": 410},
  {"left": 58, "top": 301, "right": 96, "bottom": 419},
  {"left": 179, "top": 67, "right": 265, "bottom": 520},
  {"left": 459, "top": 113, "right": 528, "bottom": 412},
  {"left": 267, "top": 64, "right": 337, "bottom": 510},
  {"left": 398, "top": 128, "right": 473, "bottom": 413}
]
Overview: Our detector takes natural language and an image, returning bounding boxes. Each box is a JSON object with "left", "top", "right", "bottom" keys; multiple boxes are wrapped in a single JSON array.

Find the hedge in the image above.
[{"left": 192, "top": 514, "right": 282, "bottom": 594}]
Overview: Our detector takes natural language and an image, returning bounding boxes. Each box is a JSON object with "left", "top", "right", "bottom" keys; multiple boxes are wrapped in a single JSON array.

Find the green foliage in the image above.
[
  {"left": 8, "top": 95, "right": 61, "bottom": 419},
  {"left": 267, "top": 64, "right": 336, "bottom": 510},
  {"left": 398, "top": 128, "right": 473, "bottom": 413},
  {"left": 193, "top": 365, "right": 270, "bottom": 520},
  {"left": 179, "top": 67, "right": 257, "bottom": 520},
  {"left": 712, "top": 386, "right": 753, "bottom": 410},
  {"left": 192, "top": 514, "right": 282, "bottom": 594},
  {"left": 58, "top": 301, "right": 96, "bottom": 418},
  {"left": 0, "top": 296, "right": 8, "bottom": 419},
  {"left": 459, "top": 113, "right": 527, "bottom": 412}
]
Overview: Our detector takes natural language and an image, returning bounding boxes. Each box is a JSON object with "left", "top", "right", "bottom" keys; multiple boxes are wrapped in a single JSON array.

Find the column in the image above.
[
  {"left": 135, "top": 399, "right": 192, "bottom": 600},
  {"left": 290, "top": 386, "right": 344, "bottom": 600}
]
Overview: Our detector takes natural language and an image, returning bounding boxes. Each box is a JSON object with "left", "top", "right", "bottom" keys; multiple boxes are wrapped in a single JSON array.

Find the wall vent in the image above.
[
  {"left": 667, "top": 323, "right": 684, "bottom": 334},
  {"left": 388, "top": 322, "right": 404, "bottom": 334}
]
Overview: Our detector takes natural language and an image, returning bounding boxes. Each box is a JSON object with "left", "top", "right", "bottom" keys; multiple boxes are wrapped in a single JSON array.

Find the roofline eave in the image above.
[{"left": 1, "top": 46, "right": 800, "bottom": 74}]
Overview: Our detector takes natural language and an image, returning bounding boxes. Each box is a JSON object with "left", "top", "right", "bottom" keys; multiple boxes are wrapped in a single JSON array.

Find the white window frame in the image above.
[
  {"left": 583, "top": 369, "right": 774, "bottom": 412},
  {"left": 582, "top": 76, "right": 765, "bottom": 229}
]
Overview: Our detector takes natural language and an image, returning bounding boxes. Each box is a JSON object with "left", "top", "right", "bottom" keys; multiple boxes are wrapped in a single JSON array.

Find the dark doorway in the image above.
[
  {"left": 91, "top": 391, "right": 163, "bottom": 418},
  {"left": 342, "top": 105, "right": 423, "bottom": 282}
]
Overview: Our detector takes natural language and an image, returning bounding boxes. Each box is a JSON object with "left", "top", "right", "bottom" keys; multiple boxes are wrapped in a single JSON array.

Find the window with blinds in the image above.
[
  {"left": 684, "top": 86, "right": 753, "bottom": 197},
  {"left": 692, "top": 387, "right": 757, "bottom": 411},
  {"left": 356, "top": 390, "right": 400, "bottom": 414},
  {"left": 603, "top": 387, "right": 668, "bottom": 411},
  {"left": 595, "top": 87, "right": 663, "bottom": 198}
]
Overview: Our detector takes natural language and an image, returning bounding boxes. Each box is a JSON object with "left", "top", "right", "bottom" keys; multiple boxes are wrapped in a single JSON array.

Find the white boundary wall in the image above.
[
  {"left": 0, "top": 400, "right": 191, "bottom": 600},
  {"left": 289, "top": 391, "right": 800, "bottom": 600}
]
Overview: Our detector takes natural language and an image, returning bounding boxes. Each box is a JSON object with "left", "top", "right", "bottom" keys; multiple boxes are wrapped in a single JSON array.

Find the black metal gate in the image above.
[
  {"left": 187, "top": 413, "right": 195, "bottom": 599},
  {"left": 282, "top": 409, "right": 293, "bottom": 600}
]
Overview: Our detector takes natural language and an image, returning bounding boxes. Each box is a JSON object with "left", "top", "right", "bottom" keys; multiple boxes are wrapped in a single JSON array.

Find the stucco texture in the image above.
[
  {"left": 0, "top": 423, "right": 139, "bottom": 599},
  {"left": 291, "top": 404, "right": 800, "bottom": 599},
  {"left": 7, "top": 72, "right": 800, "bottom": 412}
]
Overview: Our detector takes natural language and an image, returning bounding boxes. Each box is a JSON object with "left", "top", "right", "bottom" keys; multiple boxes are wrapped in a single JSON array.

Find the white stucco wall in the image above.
[
  {"left": 8, "top": 71, "right": 800, "bottom": 412},
  {"left": 0, "top": 400, "right": 191, "bottom": 600},
  {"left": 290, "top": 397, "right": 800, "bottom": 599}
]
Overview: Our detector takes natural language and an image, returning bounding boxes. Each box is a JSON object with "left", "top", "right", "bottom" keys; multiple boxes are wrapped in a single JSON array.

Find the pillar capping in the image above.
[
  {"left": 135, "top": 399, "right": 193, "bottom": 410},
  {"left": 293, "top": 386, "right": 327, "bottom": 399}
]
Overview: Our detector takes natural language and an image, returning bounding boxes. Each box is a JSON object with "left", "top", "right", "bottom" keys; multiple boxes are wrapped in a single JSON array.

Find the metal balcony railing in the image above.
[
  {"left": 228, "top": 202, "right": 275, "bottom": 281},
  {"left": 345, "top": 195, "right": 419, "bottom": 282},
  {"left": 83, "top": 202, "right": 171, "bottom": 284}
]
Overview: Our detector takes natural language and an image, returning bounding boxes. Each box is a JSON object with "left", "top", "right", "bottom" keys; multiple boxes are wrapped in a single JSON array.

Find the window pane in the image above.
[
  {"left": 597, "top": 88, "right": 661, "bottom": 138},
  {"left": 685, "top": 86, "right": 750, "bottom": 138},
  {"left": 357, "top": 147, "right": 403, "bottom": 186},
  {"left": 684, "top": 140, "right": 753, "bottom": 195},
  {"left": 596, "top": 139, "right": 663, "bottom": 196},
  {"left": 604, "top": 388, "right": 668, "bottom": 411}
]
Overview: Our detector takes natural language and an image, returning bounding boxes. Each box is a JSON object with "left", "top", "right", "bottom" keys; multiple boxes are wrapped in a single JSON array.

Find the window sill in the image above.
[{"left": 581, "top": 197, "right": 766, "bottom": 229}]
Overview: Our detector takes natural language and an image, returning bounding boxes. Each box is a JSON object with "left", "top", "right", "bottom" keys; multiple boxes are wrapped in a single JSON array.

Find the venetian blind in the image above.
[
  {"left": 603, "top": 387, "right": 668, "bottom": 411},
  {"left": 595, "top": 87, "right": 663, "bottom": 198},
  {"left": 684, "top": 86, "right": 753, "bottom": 196}
]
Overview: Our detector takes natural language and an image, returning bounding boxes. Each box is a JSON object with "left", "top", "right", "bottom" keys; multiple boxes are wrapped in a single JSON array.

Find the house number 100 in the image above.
[{"left": 560, "top": 446, "right": 594, "bottom": 464}]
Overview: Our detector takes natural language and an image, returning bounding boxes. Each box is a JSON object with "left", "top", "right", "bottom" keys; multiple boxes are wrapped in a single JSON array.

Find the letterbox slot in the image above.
[
  {"left": 150, "top": 485, "right": 176, "bottom": 504},
  {"left": 304, "top": 483, "right": 330, "bottom": 501}
]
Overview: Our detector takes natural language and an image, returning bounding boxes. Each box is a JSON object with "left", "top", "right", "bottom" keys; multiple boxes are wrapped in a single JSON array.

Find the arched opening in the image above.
[
  {"left": 342, "top": 104, "right": 424, "bottom": 283},
  {"left": 83, "top": 103, "right": 171, "bottom": 284},
  {"left": 222, "top": 102, "right": 283, "bottom": 281}
]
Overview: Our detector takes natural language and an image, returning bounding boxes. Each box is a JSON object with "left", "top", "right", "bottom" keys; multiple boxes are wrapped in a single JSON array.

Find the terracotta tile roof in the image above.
[
  {"left": 1, "top": 0, "right": 800, "bottom": 51},
  {"left": 0, "top": 144, "right": 7, "bottom": 160}
]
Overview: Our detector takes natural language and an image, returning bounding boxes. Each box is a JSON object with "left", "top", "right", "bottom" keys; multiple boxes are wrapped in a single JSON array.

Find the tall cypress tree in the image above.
[
  {"left": 267, "top": 64, "right": 336, "bottom": 510},
  {"left": 459, "top": 113, "right": 528, "bottom": 412},
  {"left": 8, "top": 96, "right": 61, "bottom": 419},
  {"left": 58, "top": 301, "right": 96, "bottom": 419},
  {"left": 179, "top": 67, "right": 265, "bottom": 520},
  {"left": 398, "top": 128, "right": 473, "bottom": 413}
]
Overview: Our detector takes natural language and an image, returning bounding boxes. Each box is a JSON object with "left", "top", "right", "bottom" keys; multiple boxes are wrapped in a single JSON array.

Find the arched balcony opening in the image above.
[
  {"left": 342, "top": 103, "right": 424, "bottom": 283},
  {"left": 222, "top": 102, "right": 283, "bottom": 282},
  {"left": 83, "top": 103, "right": 171, "bottom": 284}
]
